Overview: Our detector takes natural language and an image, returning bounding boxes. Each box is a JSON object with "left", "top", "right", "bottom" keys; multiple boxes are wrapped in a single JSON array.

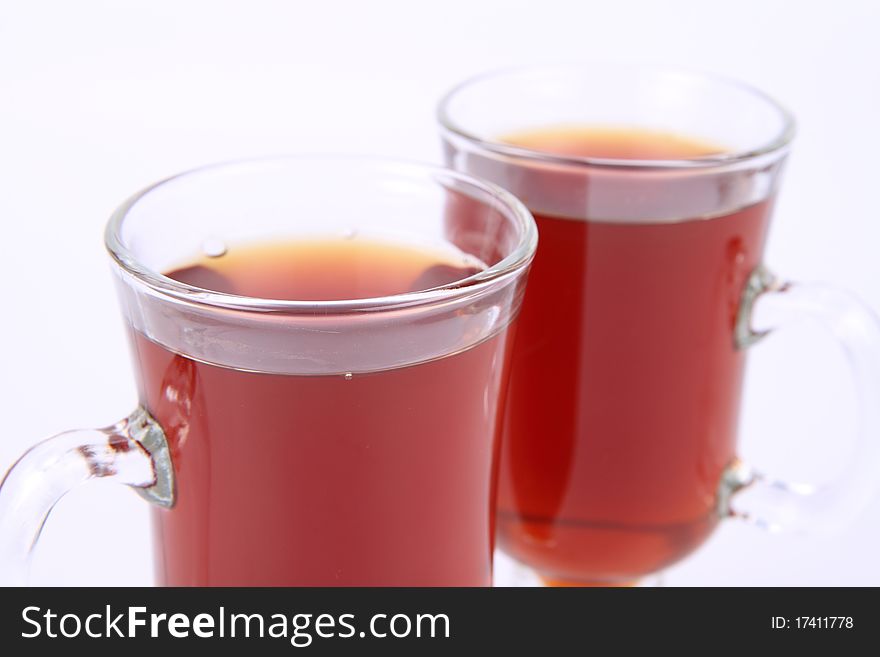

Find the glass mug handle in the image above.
[
  {"left": 721, "top": 265, "right": 880, "bottom": 532},
  {"left": 0, "top": 406, "right": 174, "bottom": 585}
]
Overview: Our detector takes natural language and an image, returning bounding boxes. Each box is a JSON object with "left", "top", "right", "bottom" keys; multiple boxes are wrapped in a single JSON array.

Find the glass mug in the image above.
[
  {"left": 439, "top": 65, "right": 880, "bottom": 585},
  {"left": 0, "top": 157, "right": 537, "bottom": 586}
]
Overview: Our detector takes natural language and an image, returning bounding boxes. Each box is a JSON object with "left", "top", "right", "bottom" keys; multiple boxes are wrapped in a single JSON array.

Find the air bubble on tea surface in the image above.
[
  {"left": 201, "top": 238, "right": 228, "bottom": 258},
  {"left": 344, "top": 372, "right": 353, "bottom": 381},
  {"left": 341, "top": 228, "right": 358, "bottom": 240}
]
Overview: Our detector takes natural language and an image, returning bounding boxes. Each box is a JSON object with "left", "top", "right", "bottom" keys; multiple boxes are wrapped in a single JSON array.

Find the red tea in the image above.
[
  {"left": 494, "top": 127, "right": 772, "bottom": 584},
  {"left": 129, "top": 238, "right": 513, "bottom": 586}
]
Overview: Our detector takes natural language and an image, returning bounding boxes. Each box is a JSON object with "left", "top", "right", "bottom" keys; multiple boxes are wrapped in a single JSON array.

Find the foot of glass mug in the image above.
[
  {"left": 493, "top": 550, "right": 665, "bottom": 587},
  {"left": 540, "top": 573, "right": 665, "bottom": 587}
]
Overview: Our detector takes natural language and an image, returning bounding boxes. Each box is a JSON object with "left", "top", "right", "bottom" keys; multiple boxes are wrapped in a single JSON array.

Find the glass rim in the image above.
[
  {"left": 105, "top": 155, "right": 538, "bottom": 314},
  {"left": 436, "top": 63, "right": 797, "bottom": 170}
]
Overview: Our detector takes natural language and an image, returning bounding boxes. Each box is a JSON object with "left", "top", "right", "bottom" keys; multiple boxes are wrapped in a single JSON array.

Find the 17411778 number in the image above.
[{"left": 771, "top": 617, "right": 854, "bottom": 629}]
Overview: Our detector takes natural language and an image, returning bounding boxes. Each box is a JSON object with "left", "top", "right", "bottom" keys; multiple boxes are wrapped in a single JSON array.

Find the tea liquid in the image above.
[
  {"left": 130, "top": 238, "right": 511, "bottom": 585},
  {"left": 495, "top": 127, "right": 772, "bottom": 583}
]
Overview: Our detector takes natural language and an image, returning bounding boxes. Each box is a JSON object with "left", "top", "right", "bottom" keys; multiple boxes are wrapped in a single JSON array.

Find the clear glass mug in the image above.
[
  {"left": 0, "top": 157, "right": 537, "bottom": 586},
  {"left": 439, "top": 65, "right": 880, "bottom": 585}
]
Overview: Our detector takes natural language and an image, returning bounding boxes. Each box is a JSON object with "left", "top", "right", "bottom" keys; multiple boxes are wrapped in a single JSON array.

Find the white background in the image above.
[{"left": 1, "top": 0, "right": 878, "bottom": 586}]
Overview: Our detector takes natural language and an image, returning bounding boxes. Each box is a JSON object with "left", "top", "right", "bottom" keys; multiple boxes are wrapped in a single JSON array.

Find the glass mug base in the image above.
[{"left": 494, "top": 550, "right": 664, "bottom": 587}]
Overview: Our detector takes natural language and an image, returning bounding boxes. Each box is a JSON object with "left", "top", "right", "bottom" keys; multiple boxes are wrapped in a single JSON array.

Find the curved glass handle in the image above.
[
  {"left": 720, "top": 265, "right": 880, "bottom": 533},
  {"left": 0, "top": 406, "right": 174, "bottom": 585}
]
